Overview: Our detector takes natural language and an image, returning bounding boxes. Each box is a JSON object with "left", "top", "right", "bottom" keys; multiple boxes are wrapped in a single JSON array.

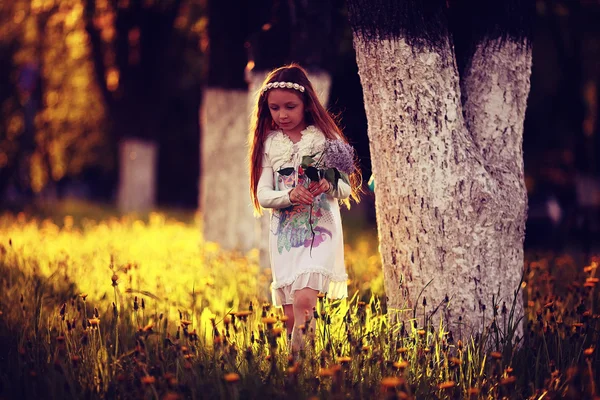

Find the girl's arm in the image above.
[{"left": 257, "top": 165, "right": 294, "bottom": 209}]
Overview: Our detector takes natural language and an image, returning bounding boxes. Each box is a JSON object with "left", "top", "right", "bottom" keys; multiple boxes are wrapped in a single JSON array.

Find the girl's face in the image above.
[{"left": 267, "top": 89, "right": 307, "bottom": 136}]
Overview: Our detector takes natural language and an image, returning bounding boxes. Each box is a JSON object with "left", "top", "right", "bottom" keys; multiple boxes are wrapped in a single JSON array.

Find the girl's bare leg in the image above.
[
  {"left": 283, "top": 304, "right": 295, "bottom": 336},
  {"left": 290, "top": 288, "right": 318, "bottom": 353}
]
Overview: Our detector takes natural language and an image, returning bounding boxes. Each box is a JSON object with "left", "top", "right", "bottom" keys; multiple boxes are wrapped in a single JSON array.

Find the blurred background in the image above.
[{"left": 0, "top": 0, "right": 599, "bottom": 252}]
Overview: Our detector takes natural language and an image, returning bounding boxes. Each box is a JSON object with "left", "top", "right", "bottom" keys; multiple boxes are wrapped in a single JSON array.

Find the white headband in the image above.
[{"left": 261, "top": 81, "right": 305, "bottom": 94}]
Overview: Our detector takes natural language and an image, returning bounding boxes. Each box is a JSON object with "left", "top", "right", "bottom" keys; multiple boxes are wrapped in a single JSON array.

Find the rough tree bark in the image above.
[
  {"left": 200, "top": 0, "right": 252, "bottom": 251},
  {"left": 347, "top": 0, "right": 532, "bottom": 339}
]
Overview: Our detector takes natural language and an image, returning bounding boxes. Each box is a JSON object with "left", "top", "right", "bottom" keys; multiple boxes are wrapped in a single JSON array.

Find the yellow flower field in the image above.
[{"left": 0, "top": 208, "right": 598, "bottom": 399}]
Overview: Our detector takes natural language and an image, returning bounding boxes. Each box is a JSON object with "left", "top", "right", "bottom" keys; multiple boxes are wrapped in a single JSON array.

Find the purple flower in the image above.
[{"left": 322, "top": 140, "right": 355, "bottom": 175}]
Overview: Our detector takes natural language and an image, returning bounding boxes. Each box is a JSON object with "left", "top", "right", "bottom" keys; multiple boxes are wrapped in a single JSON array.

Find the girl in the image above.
[{"left": 249, "top": 64, "right": 361, "bottom": 352}]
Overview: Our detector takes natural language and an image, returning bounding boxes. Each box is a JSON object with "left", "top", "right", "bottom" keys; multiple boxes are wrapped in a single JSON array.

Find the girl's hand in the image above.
[
  {"left": 289, "top": 186, "right": 314, "bottom": 205},
  {"left": 309, "top": 178, "right": 332, "bottom": 197}
]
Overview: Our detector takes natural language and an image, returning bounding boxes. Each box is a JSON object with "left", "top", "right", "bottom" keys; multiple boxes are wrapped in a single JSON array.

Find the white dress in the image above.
[{"left": 257, "top": 125, "right": 351, "bottom": 307}]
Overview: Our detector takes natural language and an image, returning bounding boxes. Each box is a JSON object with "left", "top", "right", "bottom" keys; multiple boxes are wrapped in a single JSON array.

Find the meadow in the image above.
[{"left": 0, "top": 204, "right": 598, "bottom": 399}]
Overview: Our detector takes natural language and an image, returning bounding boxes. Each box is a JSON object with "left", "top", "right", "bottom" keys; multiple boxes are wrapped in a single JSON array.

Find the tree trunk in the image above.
[
  {"left": 200, "top": 88, "right": 255, "bottom": 251},
  {"left": 460, "top": 39, "right": 532, "bottom": 336},
  {"left": 352, "top": 33, "right": 530, "bottom": 337},
  {"left": 117, "top": 139, "right": 157, "bottom": 212}
]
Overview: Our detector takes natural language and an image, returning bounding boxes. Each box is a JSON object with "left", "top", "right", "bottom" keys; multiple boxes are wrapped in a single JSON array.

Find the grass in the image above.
[{"left": 0, "top": 206, "right": 598, "bottom": 399}]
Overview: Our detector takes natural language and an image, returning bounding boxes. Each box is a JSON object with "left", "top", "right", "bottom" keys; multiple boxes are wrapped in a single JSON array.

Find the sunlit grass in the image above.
[{"left": 0, "top": 209, "right": 598, "bottom": 399}]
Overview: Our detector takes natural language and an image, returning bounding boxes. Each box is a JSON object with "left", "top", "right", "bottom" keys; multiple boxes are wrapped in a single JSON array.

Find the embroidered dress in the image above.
[{"left": 257, "top": 125, "right": 351, "bottom": 307}]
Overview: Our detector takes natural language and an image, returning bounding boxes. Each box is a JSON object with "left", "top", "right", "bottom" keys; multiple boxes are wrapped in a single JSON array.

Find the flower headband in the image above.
[{"left": 261, "top": 81, "right": 305, "bottom": 94}]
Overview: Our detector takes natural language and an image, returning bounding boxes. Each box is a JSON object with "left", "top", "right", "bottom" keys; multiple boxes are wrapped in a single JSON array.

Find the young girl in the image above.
[{"left": 249, "top": 64, "right": 361, "bottom": 352}]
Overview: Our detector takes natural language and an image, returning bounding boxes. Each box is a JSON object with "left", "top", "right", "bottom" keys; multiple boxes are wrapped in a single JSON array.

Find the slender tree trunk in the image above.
[
  {"left": 117, "top": 139, "right": 157, "bottom": 212},
  {"left": 348, "top": 0, "right": 532, "bottom": 339},
  {"left": 200, "top": 89, "right": 254, "bottom": 251},
  {"left": 199, "top": 0, "right": 251, "bottom": 251}
]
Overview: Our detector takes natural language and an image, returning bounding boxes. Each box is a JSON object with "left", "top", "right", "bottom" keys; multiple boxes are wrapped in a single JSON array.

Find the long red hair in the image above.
[{"left": 249, "top": 64, "right": 361, "bottom": 216}]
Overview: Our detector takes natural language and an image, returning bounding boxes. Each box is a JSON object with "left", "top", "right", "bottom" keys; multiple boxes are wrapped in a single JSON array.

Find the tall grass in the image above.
[{"left": 0, "top": 210, "right": 598, "bottom": 399}]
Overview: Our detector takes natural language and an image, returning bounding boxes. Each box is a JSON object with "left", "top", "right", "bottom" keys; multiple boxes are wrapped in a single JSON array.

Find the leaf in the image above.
[
  {"left": 324, "top": 168, "right": 337, "bottom": 191},
  {"left": 301, "top": 155, "right": 315, "bottom": 168},
  {"left": 340, "top": 171, "right": 350, "bottom": 185},
  {"left": 278, "top": 167, "right": 295, "bottom": 176},
  {"left": 305, "top": 166, "right": 320, "bottom": 181}
]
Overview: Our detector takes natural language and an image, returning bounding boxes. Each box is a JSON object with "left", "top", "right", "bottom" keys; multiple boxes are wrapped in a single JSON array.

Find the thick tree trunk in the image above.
[
  {"left": 460, "top": 40, "right": 532, "bottom": 336},
  {"left": 200, "top": 89, "right": 254, "bottom": 251},
  {"left": 353, "top": 34, "right": 529, "bottom": 338},
  {"left": 117, "top": 139, "right": 157, "bottom": 212}
]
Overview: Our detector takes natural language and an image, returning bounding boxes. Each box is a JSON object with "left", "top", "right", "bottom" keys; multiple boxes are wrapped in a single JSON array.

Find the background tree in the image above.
[
  {"left": 347, "top": 0, "right": 533, "bottom": 339},
  {"left": 199, "top": 0, "right": 253, "bottom": 252},
  {"left": 84, "top": 0, "right": 204, "bottom": 211},
  {"left": 0, "top": 0, "right": 108, "bottom": 199}
]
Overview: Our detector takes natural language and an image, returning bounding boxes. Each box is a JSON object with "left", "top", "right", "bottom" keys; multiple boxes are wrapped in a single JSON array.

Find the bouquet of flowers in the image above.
[
  {"left": 300, "top": 139, "right": 355, "bottom": 189},
  {"left": 276, "top": 139, "right": 355, "bottom": 255}
]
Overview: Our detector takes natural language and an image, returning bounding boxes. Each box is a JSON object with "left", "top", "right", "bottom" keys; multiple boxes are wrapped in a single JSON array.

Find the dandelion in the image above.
[
  {"left": 88, "top": 318, "right": 100, "bottom": 327},
  {"left": 141, "top": 375, "right": 156, "bottom": 385},
  {"left": 338, "top": 356, "right": 352, "bottom": 364},
  {"left": 393, "top": 361, "right": 409, "bottom": 370},
  {"left": 261, "top": 317, "right": 277, "bottom": 325},
  {"left": 380, "top": 376, "right": 403, "bottom": 388},
  {"left": 272, "top": 327, "right": 284, "bottom": 336},
  {"left": 439, "top": 381, "right": 455, "bottom": 390},
  {"left": 180, "top": 320, "right": 192, "bottom": 327},
  {"left": 319, "top": 368, "right": 334, "bottom": 377},
  {"left": 224, "top": 373, "right": 240, "bottom": 383},
  {"left": 500, "top": 376, "right": 517, "bottom": 385},
  {"left": 141, "top": 322, "right": 153, "bottom": 332},
  {"left": 163, "top": 393, "right": 181, "bottom": 400},
  {"left": 417, "top": 329, "right": 426, "bottom": 336},
  {"left": 583, "top": 263, "right": 597, "bottom": 273},
  {"left": 397, "top": 347, "right": 409, "bottom": 354},
  {"left": 235, "top": 311, "right": 252, "bottom": 318},
  {"left": 584, "top": 347, "right": 594, "bottom": 357},
  {"left": 490, "top": 351, "right": 502, "bottom": 360},
  {"left": 448, "top": 357, "right": 462, "bottom": 366}
]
